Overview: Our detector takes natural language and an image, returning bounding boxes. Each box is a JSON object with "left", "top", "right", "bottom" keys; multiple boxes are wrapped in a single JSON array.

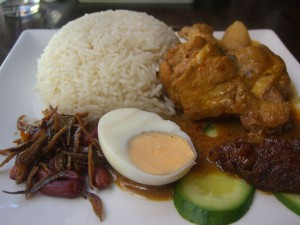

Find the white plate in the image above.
[{"left": 0, "top": 29, "right": 300, "bottom": 225}]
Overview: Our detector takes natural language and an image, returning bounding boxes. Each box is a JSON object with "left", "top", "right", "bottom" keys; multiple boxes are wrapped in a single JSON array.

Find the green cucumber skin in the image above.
[
  {"left": 203, "top": 124, "right": 218, "bottom": 138},
  {"left": 275, "top": 192, "right": 300, "bottom": 216},
  {"left": 174, "top": 181, "right": 255, "bottom": 225}
]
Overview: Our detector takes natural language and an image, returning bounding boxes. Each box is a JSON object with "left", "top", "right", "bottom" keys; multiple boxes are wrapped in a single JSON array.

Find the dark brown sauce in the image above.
[
  {"left": 114, "top": 171, "right": 174, "bottom": 201},
  {"left": 114, "top": 100, "right": 300, "bottom": 201},
  {"left": 113, "top": 115, "right": 248, "bottom": 201}
]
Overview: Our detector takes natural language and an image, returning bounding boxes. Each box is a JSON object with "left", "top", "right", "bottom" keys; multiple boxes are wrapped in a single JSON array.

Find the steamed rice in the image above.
[{"left": 36, "top": 10, "right": 178, "bottom": 120}]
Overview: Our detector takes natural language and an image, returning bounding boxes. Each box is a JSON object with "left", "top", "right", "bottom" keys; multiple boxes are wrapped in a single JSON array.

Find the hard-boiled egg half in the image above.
[{"left": 97, "top": 108, "right": 197, "bottom": 186}]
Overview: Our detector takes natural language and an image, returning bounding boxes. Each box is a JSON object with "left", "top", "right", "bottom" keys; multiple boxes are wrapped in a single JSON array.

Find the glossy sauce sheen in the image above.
[
  {"left": 114, "top": 115, "right": 248, "bottom": 201},
  {"left": 114, "top": 105, "right": 300, "bottom": 200}
]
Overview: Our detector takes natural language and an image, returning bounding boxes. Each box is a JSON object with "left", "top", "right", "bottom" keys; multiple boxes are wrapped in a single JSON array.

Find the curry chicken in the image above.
[
  {"left": 1, "top": 20, "right": 299, "bottom": 224},
  {"left": 159, "top": 21, "right": 291, "bottom": 135}
]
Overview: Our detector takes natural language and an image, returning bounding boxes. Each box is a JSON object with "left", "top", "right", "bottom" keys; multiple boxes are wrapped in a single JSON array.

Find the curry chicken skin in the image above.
[{"left": 159, "top": 21, "right": 291, "bottom": 134}]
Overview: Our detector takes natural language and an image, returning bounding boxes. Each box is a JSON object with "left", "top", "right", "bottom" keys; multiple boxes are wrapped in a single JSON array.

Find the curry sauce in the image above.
[
  {"left": 115, "top": 106, "right": 300, "bottom": 201},
  {"left": 114, "top": 115, "right": 248, "bottom": 201}
]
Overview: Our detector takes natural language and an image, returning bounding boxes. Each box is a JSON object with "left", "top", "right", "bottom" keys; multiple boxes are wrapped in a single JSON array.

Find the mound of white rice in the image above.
[{"left": 36, "top": 10, "right": 178, "bottom": 120}]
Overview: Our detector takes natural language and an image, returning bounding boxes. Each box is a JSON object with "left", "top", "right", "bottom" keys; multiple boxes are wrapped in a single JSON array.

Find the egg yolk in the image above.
[{"left": 128, "top": 132, "right": 195, "bottom": 175}]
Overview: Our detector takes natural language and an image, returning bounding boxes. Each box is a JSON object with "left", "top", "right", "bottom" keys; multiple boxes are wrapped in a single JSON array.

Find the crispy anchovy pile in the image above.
[{"left": 0, "top": 106, "right": 112, "bottom": 221}]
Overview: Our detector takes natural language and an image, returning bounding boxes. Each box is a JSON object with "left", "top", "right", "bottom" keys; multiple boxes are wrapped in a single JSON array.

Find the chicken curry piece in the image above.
[{"left": 159, "top": 21, "right": 291, "bottom": 134}]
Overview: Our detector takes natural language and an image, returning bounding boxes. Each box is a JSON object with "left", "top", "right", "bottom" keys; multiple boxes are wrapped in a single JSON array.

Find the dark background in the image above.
[{"left": 1, "top": 0, "right": 300, "bottom": 66}]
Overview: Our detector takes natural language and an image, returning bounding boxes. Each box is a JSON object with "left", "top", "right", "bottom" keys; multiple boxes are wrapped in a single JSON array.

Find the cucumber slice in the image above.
[
  {"left": 173, "top": 171, "right": 255, "bottom": 225},
  {"left": 275, "top": 192, "right": 300, "bottom": 216},
  {"left": 203, "top": 124, "right": 218, "bottom": 138}
]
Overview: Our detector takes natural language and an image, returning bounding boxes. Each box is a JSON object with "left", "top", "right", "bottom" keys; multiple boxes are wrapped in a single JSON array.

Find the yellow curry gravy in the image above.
[{"left": 114, "top": 102, "right": 300, "bottom": 201}]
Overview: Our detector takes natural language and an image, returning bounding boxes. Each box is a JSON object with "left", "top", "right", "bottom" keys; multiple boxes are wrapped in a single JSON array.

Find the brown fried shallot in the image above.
[{"left": 0, "top": 106, "right": 111, "bottom": 221}]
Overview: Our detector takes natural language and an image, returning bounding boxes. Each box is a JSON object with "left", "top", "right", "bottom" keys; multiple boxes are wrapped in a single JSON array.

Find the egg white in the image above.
[{"left": 97, "top": 108, "right": 197, "bottom": 186}]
